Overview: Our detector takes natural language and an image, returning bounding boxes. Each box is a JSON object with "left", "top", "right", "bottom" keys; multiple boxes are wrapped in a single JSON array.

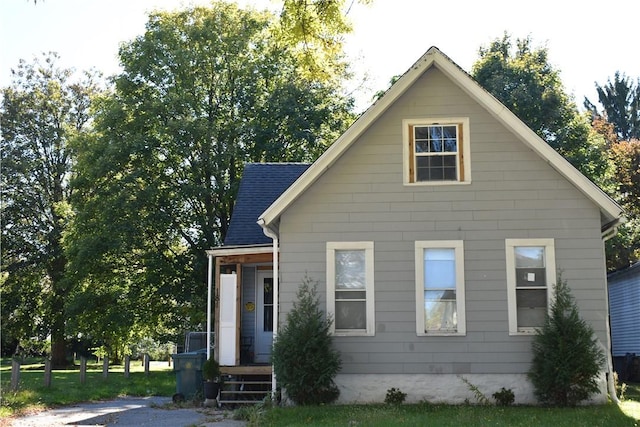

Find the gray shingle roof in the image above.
[{"left": 224, "top": 163, "right": 309, "bottom": 246}]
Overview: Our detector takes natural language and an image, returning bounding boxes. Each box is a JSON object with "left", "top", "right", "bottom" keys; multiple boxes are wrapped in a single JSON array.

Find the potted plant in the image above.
[{"left": 202, "top": 357, "right": 222, "bottom": 400}]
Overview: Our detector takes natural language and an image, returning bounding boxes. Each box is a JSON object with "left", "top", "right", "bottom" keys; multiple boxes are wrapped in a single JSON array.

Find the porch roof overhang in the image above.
[{"left": 206, "top": 244, "right": 272, "bottom": 257}]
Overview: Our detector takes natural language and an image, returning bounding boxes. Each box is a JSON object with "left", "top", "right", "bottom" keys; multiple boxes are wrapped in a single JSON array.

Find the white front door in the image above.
[
  {"left": 254, "top": 270, "right": 273, "bottom": 364},
  {"left": 219, "top": 273, "right": 237, "bottom": 366}
]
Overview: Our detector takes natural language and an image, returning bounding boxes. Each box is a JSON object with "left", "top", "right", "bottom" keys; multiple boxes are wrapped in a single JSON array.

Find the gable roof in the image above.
[
  {"left": 224, "top": 163, "right": 309, "bottom": 246},
  {"left": 259, "top": 46, "right": 624, "bottom": 236}
]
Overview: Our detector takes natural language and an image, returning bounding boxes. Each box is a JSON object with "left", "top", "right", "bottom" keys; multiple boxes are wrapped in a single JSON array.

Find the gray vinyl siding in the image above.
[
  {"left": 277, "top": 67, "right": 609, "bottom": 375},
  {"left": 608, "top": 264, "right": 640, "bottom": 356}
]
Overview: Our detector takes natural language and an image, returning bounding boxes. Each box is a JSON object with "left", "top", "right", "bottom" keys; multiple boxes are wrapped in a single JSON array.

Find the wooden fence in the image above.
[{"left": 9, "top": 354, "right": 153, "bottom": 391}]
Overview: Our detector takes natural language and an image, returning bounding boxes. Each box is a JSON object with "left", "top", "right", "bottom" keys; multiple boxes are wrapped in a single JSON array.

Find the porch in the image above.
[{"left": 207, "top": 245, "right": 276, "bottom": 405}]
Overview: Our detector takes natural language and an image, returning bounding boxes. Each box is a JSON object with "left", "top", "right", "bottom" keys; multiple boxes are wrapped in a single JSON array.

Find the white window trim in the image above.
[
  {"left": 415, "top": 240, "right": 466, "bottom": 336},
  {"left": 326, "top": 241, "right": 375, "bottom": 336},
  {"left": 402, "top": 117, "right": 471, "bottom": 185},
  {"left": 505, "top": 238, "right": 556, "bottom": 335}
]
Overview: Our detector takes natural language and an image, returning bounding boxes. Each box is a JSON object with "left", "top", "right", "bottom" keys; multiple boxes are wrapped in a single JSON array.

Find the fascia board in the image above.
[{"left": 206, "top": 245, "right": 272, "bottom": 257}]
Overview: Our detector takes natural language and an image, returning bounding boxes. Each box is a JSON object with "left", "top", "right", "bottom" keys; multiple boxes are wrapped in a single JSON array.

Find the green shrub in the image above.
[
  {"left": 202, "top": 357, "right": 221, "bottom": 382},
  {"left": 492, "top": 387, "right": 515, "bottom": 406},
  {"left": 233, "top": 395, "right": 273, "bottom": 426},
  {"left": 385, "top": 387, "right": 407, "bottom": 405},
  {"left": 272, "top": 275, "right": 341, "bottom": 405},
  {"left": 527, "top": 278, "right": 606, "bottom": 406}
]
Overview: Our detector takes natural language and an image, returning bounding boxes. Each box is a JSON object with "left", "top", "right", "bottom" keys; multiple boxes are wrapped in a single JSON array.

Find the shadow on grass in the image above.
[{"left": 0, "top": 365, "right": 175, "bottom": 417}]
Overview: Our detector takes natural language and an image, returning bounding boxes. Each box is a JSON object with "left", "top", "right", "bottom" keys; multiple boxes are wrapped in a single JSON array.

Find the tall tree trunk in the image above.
[
  {"left": 50, "top": 301, "right": 67, "bottom": 368},
  {"left": 49, "top": 241, "right": 69, "bottom": 369},
  {"left": 50, "top": 332, "right": 67, "bottom": 369}
]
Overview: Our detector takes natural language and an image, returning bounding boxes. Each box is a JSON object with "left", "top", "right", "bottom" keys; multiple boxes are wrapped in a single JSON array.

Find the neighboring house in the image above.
[
  {"left": 207, "top": 47, "right": 624, "bottom": 404},
  {"left": 608, "top": 262, "right": 640, "bottom": 381}
]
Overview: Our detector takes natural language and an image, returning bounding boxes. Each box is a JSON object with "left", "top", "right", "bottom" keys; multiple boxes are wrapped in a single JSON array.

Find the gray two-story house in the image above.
[{"left": 207, "top": 47, "right": 624, "bottom": 404}]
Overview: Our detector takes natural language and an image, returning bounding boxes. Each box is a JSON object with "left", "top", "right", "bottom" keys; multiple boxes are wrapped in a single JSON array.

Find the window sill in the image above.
[
  {"left": 509, "top": 329, "right": 538, "bottom": 336},
  {"left": 404, "top": 180, "right": 471, "bottom": 187},
  {"left": 417, "top": 331, "right": 465, "bottom": 337},
  {"left": 332, "top": 331, "right": 375, "bottom": 337}
]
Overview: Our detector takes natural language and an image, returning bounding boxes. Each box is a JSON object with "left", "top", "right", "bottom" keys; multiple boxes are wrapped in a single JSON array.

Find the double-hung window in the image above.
[
  {"left": 505, "top": 239, "right": 556, "bottom": 334},
  {"left": 415, "top": 241, "right": 466, "bottom": 335},
  {"left": 326, "top": 242, "right": 375, "bottom": 336},
  {"left": 403, "top": 118, "right": 470, "bottom": 184}
]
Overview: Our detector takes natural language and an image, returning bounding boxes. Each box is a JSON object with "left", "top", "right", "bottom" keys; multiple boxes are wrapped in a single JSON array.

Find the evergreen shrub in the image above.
[
  {"left": 272, "top": 275, "right": 341, "bottom": 405},
  {"left": 528, "top": 278, "right": 606, "bottom": 406}
]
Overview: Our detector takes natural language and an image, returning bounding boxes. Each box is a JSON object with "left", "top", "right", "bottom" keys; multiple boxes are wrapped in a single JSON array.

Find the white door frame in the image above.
[{"left": 255, "top": 270, "right": 273, "bottom": 364}]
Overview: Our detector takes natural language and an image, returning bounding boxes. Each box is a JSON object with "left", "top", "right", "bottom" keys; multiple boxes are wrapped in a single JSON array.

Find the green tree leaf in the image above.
[
  {"left": 66, "top": 2, "right": 354, "bottom": 349},
  {"left": 585, "top": 72, "right": 640, "bottom": 141},
  {"left": 1, "top": 52, "right": 101, "bottom": 366},
  {"left": 472, "top": 33, "right": 610, "bottom": 184}
]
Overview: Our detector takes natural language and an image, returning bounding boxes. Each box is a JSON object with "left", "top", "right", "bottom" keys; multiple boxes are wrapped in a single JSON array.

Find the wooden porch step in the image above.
[
  {"left": 220, "top": 365, "right": 272, "bottom": 375},
  {"left": 221, "top": 390, "right": 270, "bottom": 395},
  {"left": 217, "top": 369, "right": 272, "bottom": 406},
  {"left": 223, "top": 380, "right": 271, "bottom": 386},
  {"left": 218, "top": 400, "right": 266, "bottom": 404}
]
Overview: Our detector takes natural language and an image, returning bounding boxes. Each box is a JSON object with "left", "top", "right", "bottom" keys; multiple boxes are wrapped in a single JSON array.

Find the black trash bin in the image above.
[{"left": 171, "top": 351, "right": 206, "bottom": 400}]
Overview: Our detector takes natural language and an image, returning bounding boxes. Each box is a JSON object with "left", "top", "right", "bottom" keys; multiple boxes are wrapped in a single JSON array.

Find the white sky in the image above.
[{"left": 1, "top": 0, "right": 639, "bottom": 112}]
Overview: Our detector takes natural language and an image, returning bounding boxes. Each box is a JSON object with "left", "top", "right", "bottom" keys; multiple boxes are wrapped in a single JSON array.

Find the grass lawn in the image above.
[
  {"left": 619, "top": 381, "right": 640, "bottom": 422},
  {"left": 2, "top": 358, "right": 639, "bottom": 427},
  {"left": 256, "top": 402, "right": 639, "bottom": 426},
  {"left": 245, "top": 383, "right": 640, "bottom": 427},
  {"left": 0, "top": 357, "right": 176, "bottom": 418}
]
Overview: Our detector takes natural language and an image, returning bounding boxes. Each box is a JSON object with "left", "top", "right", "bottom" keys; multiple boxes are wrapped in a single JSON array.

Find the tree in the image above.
[
  {"left": 1, "top": 53, "right": 101, "bottom": 366},
  {"left": 605, "top": 139, "right": 640, "bottom": 271},
  {"left": 272, "top": 276, "right": 341, "bottom": 405},
  {"left": 473, "top": 34, "right": 572, "bottom": 141},
  {"left": 584, "top": 72, "right": 640, "bottom": 141},
  {"left": 528, "top": 278, "right": 606, "bottom": 406},
  {"left": 585, "top": 75, "right": 640, "bottom": 271},
  {"left": 66, "top": 1, "right": 354, "bottom": 353},
  {"left": 276, "top": 0, "right": 371, "bottom": 82},
  {"left": 472, "top": 34, "right": 609, "bottom": 185}
]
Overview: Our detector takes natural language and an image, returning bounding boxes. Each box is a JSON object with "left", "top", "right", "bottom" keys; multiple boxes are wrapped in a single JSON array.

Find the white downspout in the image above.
[
  {"left": 259, "top": 220, "right": 279, "bottom": 397},
  {"left": 206, "top": 251, "right": 213, "bottom": 361},
  {"left": 602, "top": 231, "right": 620, "bottom": 404},
  {"left": 604, "top": 293, "right": 619, "bottom": 404}
]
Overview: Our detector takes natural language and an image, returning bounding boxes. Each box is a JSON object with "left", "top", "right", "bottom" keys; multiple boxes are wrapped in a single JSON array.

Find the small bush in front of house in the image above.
[
  {"left": 528, "top": 277, "right": 606, "bottom": 406},
  {"left": 492, "top": 387, "right": 515, "bottom": 406},
  {"left": 272, "top": 275, "right": 341, "bottom": 405},
  {"left": 459, "top": 376, "right": 491, "bottom": 405},
  {"left": 385, "top": 387, "right": 407, "bottom": 405}
]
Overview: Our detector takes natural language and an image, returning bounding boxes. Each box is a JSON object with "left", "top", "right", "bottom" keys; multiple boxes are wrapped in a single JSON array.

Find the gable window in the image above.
[
  {"left": 415, "top": 241, "right": 466, "bottom": 335},
  {"left": 403, "top": 118, "right": 470, "bottom": 184},
  {"left": 505, "top": 239, "right": 556, "bottom": 334},
  {"left": 327, "top": 242, "right": 375, "bottom": 336}
]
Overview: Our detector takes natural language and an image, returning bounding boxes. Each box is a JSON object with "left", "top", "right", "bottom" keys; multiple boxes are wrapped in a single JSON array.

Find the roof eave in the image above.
[{"left": 206, "top": 244, "right": 272, "bottom": 257}]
